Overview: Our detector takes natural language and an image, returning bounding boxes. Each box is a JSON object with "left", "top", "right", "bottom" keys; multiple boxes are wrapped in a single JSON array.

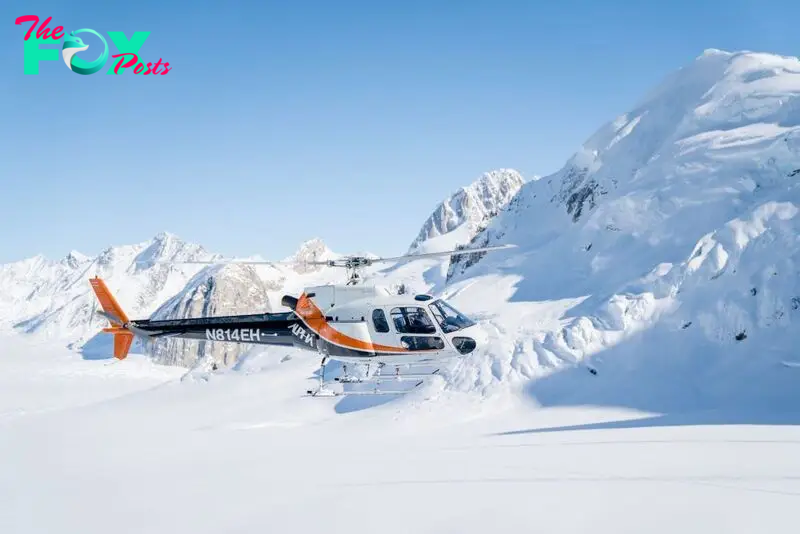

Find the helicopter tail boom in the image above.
[{"left": 89, "top": 277, "right": 310, "bottom": 359}]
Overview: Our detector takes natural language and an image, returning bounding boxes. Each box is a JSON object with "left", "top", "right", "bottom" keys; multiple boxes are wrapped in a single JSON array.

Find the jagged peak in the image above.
[
  {"left": 127, "top": 232, "right": 209, "bottom": 271},
  {"left": 698, "top": 48, "right": 733, "bottom": 58},
  {"left": 462, "top": 168, "right": 524, "bottom": 194},
  {"left": 286, "top": 238, "right": 331, "bottom": 261},
  {"left": 61, "top": 250, "right": 90, "bottom": 269},
  {"left": 153, "top": 230, "right": 179, "bottom": 242},
  {"left": 478, "top": 168, "right": 524, "bottom": 181},
  {"left": 297, "top": 237, "right": 326, "bottom": 249},
  {"left": 408, "top": 168, "right": 525, "bottom": 253},
  {"left": 277, "top": 238, "right": 335, "bottom": 274}
]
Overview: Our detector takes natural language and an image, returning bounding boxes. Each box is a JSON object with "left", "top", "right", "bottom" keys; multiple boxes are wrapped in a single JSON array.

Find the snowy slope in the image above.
[
  {"left": 444, "top": 49, "right": 800, "bottom": 409},
  {"left": 408, "top": 169, "right": 525, "bottom": 254}
]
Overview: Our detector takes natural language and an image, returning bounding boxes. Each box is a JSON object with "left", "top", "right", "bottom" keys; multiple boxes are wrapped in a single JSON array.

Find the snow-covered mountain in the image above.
[
  {"left": 0, "top": 232, "right": 216, "bottom": 343},
  {"left": 281, "top": 237, "right": 336, "bottom": 274},
  {"left": 408, "top": 169, "right": 525, "bottom": 253},
  {"left": 445, "top": 49, "right": 800, "bottom": 408}
]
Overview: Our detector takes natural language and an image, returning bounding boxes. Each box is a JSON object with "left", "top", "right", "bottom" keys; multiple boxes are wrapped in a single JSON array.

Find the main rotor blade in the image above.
[
  {"left": 156, "top": 259, "right": 333, "bottom": 266},
  {"left": 369, "top": 244, "right": 518, "bottom": 264},
  {"left": 144, "top": 244, "right": 516, "bottom": 269}
]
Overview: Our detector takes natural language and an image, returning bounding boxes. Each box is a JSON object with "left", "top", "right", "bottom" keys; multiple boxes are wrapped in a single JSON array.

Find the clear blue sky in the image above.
[{"left": 1, "top": 0, "right": 798, "bottom": 263}]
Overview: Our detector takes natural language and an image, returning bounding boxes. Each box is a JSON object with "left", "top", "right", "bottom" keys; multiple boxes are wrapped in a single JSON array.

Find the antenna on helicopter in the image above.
[{"left": 171, "top": 244, "right": 517, "bottom": 286}]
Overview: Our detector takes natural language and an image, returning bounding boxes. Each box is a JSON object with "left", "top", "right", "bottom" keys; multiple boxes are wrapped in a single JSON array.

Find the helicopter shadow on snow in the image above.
[
  {"left": 494, "top": 324, "right": 800, "bottom": 436},
  {"left": 79, "top": 331, "right": 154, "bottom": 362},
  {"left": 77, "top": 331, "right": 115, "bottom": 360},
  {"left": 333, "top": 394, "right": 398, "bottom": 414},
  {"left": 11, "top": 316, "right": 113, "bottom": 361}
]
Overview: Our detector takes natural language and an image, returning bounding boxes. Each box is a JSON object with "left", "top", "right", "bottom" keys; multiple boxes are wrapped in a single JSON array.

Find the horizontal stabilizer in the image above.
[{"left": 96, "top": 310, "right": 124, "bottom": 325}]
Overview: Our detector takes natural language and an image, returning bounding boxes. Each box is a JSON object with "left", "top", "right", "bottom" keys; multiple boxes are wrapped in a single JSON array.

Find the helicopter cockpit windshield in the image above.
[{"left": 428, "top": 299, "right": 476, "bottom": 334}]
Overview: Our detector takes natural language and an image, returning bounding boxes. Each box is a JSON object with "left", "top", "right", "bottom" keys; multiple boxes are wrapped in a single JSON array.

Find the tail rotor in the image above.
[{"left": 89, "top": 277, "right": 135, "bottom": 360}]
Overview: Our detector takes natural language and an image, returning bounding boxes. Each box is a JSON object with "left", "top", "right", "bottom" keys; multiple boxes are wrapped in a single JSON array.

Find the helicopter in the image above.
[{"left": 89, "top": 243, "right": 516, "bottom": 396}]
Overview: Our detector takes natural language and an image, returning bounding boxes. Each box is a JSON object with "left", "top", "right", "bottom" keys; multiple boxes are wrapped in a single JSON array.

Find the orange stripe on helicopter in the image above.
[{"left": 294, "top": 294, "right": 438, "bottom": 354}]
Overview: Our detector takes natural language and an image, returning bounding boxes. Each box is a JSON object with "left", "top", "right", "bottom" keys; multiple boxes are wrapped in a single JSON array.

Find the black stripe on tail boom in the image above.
[{"left": 130, "top": 312, "right": 302, "bottom": 348}]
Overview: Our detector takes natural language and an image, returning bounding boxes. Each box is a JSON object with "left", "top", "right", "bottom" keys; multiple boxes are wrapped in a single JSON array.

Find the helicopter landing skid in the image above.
[
  {"left": 305, "top": 361, "right": 439, "bottom": 397},
  {"left": 304, "top": 384, "right": 423, "bottom": 397}
]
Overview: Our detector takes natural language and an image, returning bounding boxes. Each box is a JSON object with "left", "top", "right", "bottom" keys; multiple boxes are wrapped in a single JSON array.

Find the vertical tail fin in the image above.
[
  {"left": 113, "top": 331, "right": 135, "bottom": 360},
  {"left": 89, "top": 277, "right": 129, "bottom": 325},
  {"left": 89, "top": 277, "right": 133, "bottom": 360}
]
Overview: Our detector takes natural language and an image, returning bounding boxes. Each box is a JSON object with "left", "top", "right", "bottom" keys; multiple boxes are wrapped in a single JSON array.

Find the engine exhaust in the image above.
[{"left": 281, "top": 295, "right": 298, "bottom": 310}]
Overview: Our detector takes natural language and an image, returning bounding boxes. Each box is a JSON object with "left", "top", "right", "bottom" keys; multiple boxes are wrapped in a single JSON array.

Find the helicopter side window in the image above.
[
  {"left": 400, "top": 336, "right": 445, "bottom": 351},
  {"left": 390, "top": 307, "right": 437, "bottom": 335},
  {"left": 372, "top": 309, "right": 390, "bottom": 333}
]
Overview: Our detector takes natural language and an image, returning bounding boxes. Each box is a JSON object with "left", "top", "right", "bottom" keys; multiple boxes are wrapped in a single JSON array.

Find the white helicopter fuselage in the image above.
[{"left": 287, "top": 284, "right": 484, "bottom": 366}]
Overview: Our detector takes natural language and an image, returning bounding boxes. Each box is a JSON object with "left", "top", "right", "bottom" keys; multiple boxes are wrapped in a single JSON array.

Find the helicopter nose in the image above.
[
  {"left": 448, "top": 324, "right": 488, "bottom": 356},
  {"left": 468, "top": 324, "right": 490, "bottom": 350}
]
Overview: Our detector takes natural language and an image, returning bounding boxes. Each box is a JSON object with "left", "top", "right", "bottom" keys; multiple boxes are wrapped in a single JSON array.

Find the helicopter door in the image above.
[
  {"left": 388, "top": 306, "right": 446, "bottom": 352},
  {"left": 368, "top": 308, "right": 396, "bottom": 348}
]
